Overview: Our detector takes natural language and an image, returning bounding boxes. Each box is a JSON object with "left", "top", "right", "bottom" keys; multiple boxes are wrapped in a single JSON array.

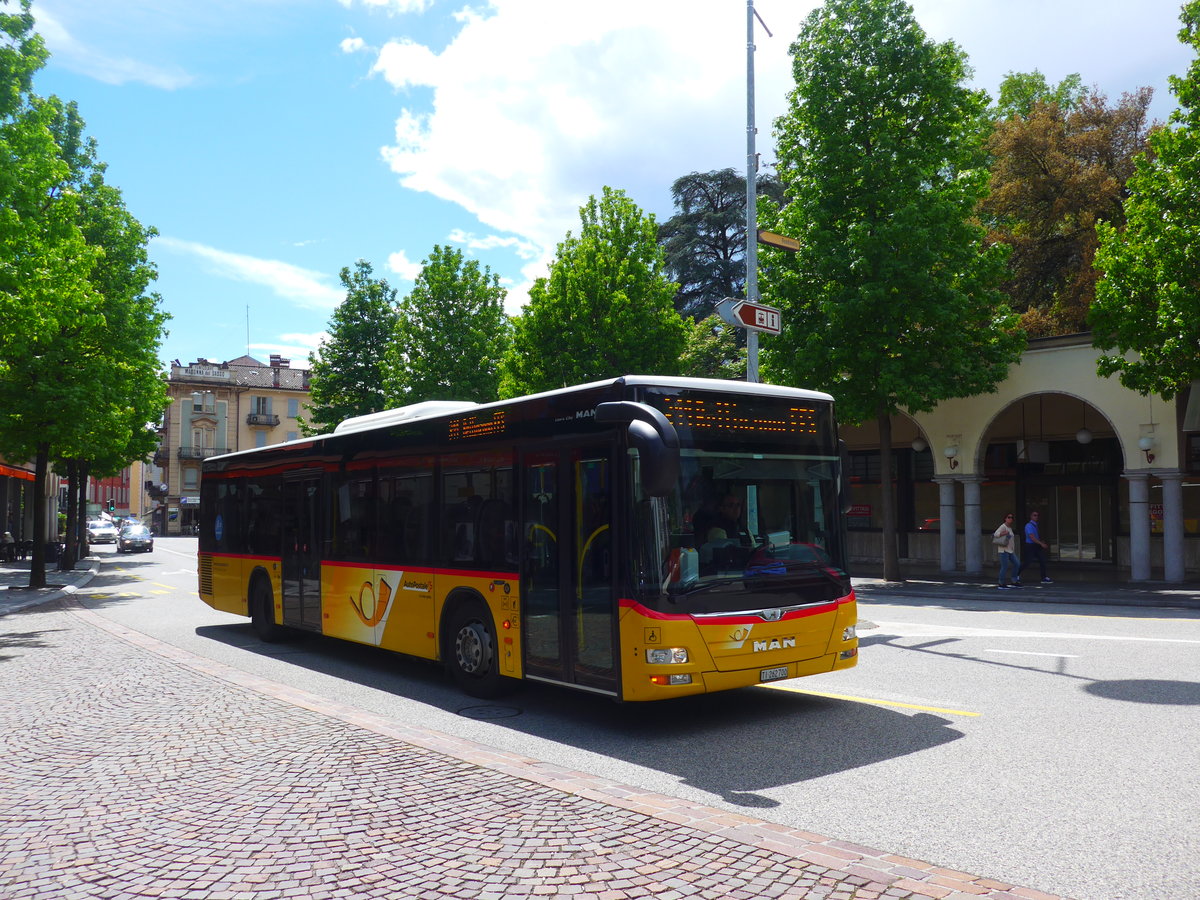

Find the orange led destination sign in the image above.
[
  {"left": 659, "top": 397, "right": 818, "bottom": 435},
  {"left": 448, "top": 410, "right": 507, "bottom": 441}
]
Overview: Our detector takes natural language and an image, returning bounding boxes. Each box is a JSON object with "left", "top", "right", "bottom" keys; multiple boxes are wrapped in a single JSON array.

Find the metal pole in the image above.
[{"left": 745, "top": 0, "right": 759, "bottom": 382}]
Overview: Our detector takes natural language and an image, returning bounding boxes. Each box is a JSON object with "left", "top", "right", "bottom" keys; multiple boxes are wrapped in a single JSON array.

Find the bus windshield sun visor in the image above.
[{"left": 595, "top": 401, "right": 680, "bottom": 497}]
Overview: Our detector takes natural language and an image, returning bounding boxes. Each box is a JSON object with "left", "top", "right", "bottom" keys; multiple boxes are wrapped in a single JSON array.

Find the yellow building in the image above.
[
  {"left": 840, "top": 334, "right": 1200, "bottom": 583},
  {"left": 155, "top": 355, "right": 311, "bottom": 535}
]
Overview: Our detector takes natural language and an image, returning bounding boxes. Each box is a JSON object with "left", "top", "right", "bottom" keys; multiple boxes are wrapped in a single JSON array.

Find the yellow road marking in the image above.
[{"left": 764, "top": 683, "right": 981, "bottom": 717}]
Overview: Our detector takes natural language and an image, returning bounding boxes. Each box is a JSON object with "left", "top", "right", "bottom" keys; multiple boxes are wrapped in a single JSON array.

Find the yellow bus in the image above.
[{"left": 198, "top": 376, "right": 858, "bottom": 701}]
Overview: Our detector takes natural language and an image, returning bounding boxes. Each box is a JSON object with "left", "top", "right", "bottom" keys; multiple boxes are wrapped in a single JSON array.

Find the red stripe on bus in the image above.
[{"left": 618, "top": 595, "right": 850, "bottom": 625}]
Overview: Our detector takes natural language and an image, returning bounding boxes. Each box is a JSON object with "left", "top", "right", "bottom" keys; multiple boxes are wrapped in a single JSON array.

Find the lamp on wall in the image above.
[
  {"left": 1076, "top": 405, "right": 1093, "bottom": 445},
  {"left": 944, "top": 445, "right": 959, "bottom": 469},
  {"left": 1139, "top": 435, "right": 1155, "bottom": 464},
  {"left": 911, "top": 437, "right": 928, "bottom": 453}
]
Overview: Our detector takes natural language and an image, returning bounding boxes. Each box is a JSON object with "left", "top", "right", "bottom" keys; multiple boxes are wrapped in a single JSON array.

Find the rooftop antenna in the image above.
[{"left": 246, "top": 305, "right": 250, "bottom": 357}]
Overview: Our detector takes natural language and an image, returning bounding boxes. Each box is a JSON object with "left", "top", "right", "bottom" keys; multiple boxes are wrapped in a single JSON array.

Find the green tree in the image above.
[
  {"left": 302, "top": 260, "right": 398, "bottom": 435},
  {"left": 500, "top": 187, "right": 687, "bottom": 397},
  {"left": 658, "top": 168, "right": 784, "bottom": 320},
  {"left": 992, "top": 69, "right": 1084, "bottom": 119},
  {"left": 0, "top": 8, "right": 167, "bottom": 586},
  {"left": 983, "top": 81, "right": 1153, "bottom": 335},
  {"left": 1091, "top": 1, "right": 1200, "bottom": 398},
  {"left": 678, "top": 315, "right": 745, "bottom": 380},
  {"left": 384, "top": 245, "right": 509, "bottom": 405},
  {"left": 761, "top": 0, "right": 1023, "bottom": 581}
]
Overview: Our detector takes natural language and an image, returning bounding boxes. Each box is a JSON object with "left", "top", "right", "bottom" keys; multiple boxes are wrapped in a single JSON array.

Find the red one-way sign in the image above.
[{"left": 731, "top": 299, "right": 782, "bottom": 335}]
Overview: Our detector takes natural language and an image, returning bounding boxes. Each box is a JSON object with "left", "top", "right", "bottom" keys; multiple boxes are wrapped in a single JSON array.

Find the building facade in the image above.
[
  {"left": 154, "top": 355, "right": 311, "bottom": 535},
  {"left": 839, "top": 334, "right": 1199, "bottom": 582}
]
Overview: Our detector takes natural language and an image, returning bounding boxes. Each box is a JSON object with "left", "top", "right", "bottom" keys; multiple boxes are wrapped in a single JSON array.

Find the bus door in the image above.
[
  {"left": 282, "top": 474, "right": 322, "bottom": 630},
  {"left": 521, "top": 444, "right": 618, "bottom": 695}
]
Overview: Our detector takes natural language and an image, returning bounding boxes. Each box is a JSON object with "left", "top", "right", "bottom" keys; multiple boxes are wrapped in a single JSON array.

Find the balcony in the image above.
[
  {"left": 177, "top": 447, "right": 226, "bottom": 459},
  {"left": 246, "top": 413, "right": 280, "bottom": 427}
]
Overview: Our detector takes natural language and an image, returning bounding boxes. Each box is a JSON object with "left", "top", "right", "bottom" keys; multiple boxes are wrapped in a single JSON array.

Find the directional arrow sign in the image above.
[
  {"left": 731, "top": 299, "right": 782, "bottom": 335},
  {"left": 757, "top": 230, "right": 800, "bottom": 252}
]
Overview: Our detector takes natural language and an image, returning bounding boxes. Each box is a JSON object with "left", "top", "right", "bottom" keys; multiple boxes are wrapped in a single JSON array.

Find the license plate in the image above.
[{"left": 760, "top": 666, "right": 789, "bottom": 683}]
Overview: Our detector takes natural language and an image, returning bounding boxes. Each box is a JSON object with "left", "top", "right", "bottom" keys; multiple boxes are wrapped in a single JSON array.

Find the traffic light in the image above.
[{"left": 107, "top": 499, "right": 115, "bottom": 512}]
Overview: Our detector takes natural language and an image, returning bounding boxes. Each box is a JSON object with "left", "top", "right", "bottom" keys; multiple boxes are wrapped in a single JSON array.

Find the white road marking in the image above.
[{"left": 870, "top": 621, "right": 1200, "bottom": 644}]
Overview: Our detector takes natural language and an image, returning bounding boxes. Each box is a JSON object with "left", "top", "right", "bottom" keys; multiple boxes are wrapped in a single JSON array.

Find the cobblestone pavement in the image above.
[{"left": 0, "top": 576, "right": 1070, "bottom": 900}]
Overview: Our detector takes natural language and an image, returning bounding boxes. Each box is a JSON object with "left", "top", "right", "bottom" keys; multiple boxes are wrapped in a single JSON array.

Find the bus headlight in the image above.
[
  {"left": 646, "top": 647, "right": 689, "bottom": 664},
  {"left": 843, "top": 625, "right": 857, "bottom": 641}
]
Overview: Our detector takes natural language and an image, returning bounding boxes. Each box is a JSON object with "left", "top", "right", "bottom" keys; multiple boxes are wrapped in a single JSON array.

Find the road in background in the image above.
[{"left": 82, "top": 539, "right": 1200, "bottom": 900}]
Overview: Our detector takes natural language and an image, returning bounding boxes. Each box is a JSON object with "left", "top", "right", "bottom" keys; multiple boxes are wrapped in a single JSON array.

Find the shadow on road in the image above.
[{"left": 196, "top": 621, "right": 963, "bottom": 809}]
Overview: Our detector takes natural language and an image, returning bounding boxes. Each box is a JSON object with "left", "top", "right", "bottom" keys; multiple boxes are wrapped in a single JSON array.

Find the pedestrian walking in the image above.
[
  {"left": 993, "top": 513, "right": 1018, "bottom": 589},
  {"left": 1017, "top": 510, "right": 1052, "bottom": 584}
]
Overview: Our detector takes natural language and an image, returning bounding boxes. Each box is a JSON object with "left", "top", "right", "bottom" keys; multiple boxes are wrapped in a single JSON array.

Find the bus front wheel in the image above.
[
  {"left": 446, "top": 600, "right": 508, "bottom": 698},
  {"left": 250, "top": 579, "right": 286, "bottom": 643}
]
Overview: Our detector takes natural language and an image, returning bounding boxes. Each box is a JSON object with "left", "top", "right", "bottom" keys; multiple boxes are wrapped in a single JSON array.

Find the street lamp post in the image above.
[{"left": 744, "top": 0, "right": 771, "bottom": 383}]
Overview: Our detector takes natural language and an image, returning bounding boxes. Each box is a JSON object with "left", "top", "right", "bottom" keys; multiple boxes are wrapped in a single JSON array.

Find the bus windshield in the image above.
[{"left": 633, "top": 448, "right": 848, "bottom": 614}]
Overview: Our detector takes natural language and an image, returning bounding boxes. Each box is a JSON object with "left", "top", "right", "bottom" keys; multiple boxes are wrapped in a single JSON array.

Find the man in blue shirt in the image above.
[{"left": 1017, "top": 510, "right": 1052, "bottom": 584}]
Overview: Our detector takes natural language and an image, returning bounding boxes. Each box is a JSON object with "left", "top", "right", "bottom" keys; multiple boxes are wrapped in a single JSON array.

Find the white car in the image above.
[{"left": 87, "top": 520, "right": 119, "bottom": 543}]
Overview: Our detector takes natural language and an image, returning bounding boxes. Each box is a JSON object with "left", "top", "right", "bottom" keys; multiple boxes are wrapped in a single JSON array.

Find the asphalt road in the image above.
[{"left": 80, "top": 538, "right": 1200, "bottom": 900}]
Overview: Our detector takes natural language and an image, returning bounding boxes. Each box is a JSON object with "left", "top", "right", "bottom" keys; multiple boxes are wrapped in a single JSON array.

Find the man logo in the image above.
[
  {"left": 760, "top": 608, "right": 783, "bottom": 621},
  {"left": 753, "top": 637, "right": 796, "bottom": 652}
]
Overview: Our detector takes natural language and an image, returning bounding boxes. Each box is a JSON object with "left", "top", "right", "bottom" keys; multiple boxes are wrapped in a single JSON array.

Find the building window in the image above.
[
  {"left": 287, "top": 432, "right": 298, "bottom": 442},
  {"left": 183, "top": 468, "right": 198, "bottom": 489},
  {"left": 252, "top": 396, "right": 272, "bottom": 416},
  {"left": 288, "top": 397, "right": 299, "bottom": 418},
  {"left": 191, "top": 392, "right": 215, "bottom": 414},
  {"left": 255, "top": 431, "right": 268, "bottom": 448}
]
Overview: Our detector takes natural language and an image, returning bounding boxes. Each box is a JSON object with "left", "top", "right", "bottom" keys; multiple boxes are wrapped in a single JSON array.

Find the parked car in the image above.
[
  {"left": 87, "top": 519, "right": 119, "bottom": 544},
  {"left": 117, "top": 523, "right": 154, "bottom": 553}
]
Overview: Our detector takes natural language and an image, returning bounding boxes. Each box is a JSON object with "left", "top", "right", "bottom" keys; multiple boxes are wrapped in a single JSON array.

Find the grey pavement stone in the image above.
[{"left": 0, "top": 581, "right": 1067, "bottom": 899}]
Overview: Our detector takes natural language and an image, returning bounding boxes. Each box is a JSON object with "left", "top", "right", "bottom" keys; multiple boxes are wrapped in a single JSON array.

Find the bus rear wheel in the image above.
[
  {"left": 250, "top": 579, "right": 286, "bottom": 643},
  {"left": 446, "top": 600, "right": 509, "bottom": 698}
]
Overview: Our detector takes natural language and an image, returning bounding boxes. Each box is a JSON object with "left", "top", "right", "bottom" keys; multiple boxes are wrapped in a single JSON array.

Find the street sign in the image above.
[
  {"left": 731, "top": 299, "right": 782, "bottom": 335},
  {"left": 757, "top": 230, "right": 800, "bottom": 252}
]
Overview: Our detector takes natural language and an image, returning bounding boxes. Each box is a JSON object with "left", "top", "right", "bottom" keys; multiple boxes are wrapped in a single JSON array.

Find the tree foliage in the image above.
[
  {"left": 1091, "top": 0, "right": 1200, "bottom": 398},
  {"left": 0, "top": 3, "right": 168, "bottom": 583},
  {"left": 992, "top": 69, "right": 1084, "bottom": 120},
  {"left": 385, "top": 245, "right": 508, "bottom": 405},
  {"left": 983, "top": 79, "right": 1154, "bottom": 336},
  {"left": 658, "top": 168, "right": 783, "bottom": 320},
  {"left": 302, "top": 261, "right": 397, "bottom": 435},
  {"left": 499, "top": 187, "right": 686, "bottom": 397},
  {"left": 678, "top": 315, "right": 745, "bottom": 380},
  {"left": 761, "top": 0, "right": 1023, "bottom": 580}
]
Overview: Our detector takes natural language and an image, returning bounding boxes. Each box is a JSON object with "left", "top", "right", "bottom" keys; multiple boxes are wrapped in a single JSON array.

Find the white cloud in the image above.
[
  {"left": 340, "top": 0, "right": 432, "bottom": 12},
  {"left": 33, "top": 5, "right": 194, "bottom": 89},
  {"left": 373, "top": 0, "right": 781, "bottom": 250},
  {"left": 366, "top": 0, "right": 1189, "bottom": 264},
  {"left": 156, "top": 237, "right": 345, "bottom": 309},
  {"left": 256, "top": 333, "right": 330, "bottom": 362},
  {"left": 447, "top": 229, "right": 541, "bottom": 261},
  {"left": 387, "top": 249, "right": 425, "bottom": 281},
  {"left": 340, "top": 36, "right": 368, "bottom": 54}
]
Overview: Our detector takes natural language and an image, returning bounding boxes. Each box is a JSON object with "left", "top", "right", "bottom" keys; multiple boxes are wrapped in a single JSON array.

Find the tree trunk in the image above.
[
  {"left": 29, "top": 443, "right": 49, "bottom": 589},
  {"left": 878, "top": 407, "right": 902, "bottom": 582}
]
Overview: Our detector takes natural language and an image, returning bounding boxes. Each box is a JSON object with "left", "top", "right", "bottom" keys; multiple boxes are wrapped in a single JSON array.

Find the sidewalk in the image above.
[
  {"left": 0, "top": 554, "right": 99, "bottom": 616},
  {"left": 0, "top": 559, "right": 1082, "bottom": 900},
  {"left": 850, "top": 567, "right": 1200, "bottom": 610}
]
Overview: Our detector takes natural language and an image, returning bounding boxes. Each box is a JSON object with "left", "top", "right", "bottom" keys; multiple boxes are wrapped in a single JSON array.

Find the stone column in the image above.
[
  {"left": 962, "top": 476, "right": 983, "bottom": 575},
  {"left": 1125, "top": 473, "right": 1151, "bottom": 582},
  {"left": 935, "top": 477, "right": 958, "bottom": 573},
  {"left": 1160, "top": 471, "right": 1186, "bottom": 583}
]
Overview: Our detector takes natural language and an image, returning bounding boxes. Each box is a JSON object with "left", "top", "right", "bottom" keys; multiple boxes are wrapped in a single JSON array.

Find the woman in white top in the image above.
[{"left": 993, "top": 513, "right": 1019, "bottom": 589}]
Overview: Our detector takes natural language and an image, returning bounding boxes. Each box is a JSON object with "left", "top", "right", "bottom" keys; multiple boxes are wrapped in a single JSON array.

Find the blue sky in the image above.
[{"left": 27, "top": 0, "right": 1195, "bottom": 370}]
